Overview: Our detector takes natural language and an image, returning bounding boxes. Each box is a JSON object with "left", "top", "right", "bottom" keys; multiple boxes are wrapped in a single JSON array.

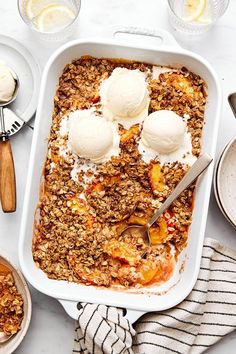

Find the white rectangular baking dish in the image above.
[{"left": 19, "top": 27, "right": 221, "bottom": 324}]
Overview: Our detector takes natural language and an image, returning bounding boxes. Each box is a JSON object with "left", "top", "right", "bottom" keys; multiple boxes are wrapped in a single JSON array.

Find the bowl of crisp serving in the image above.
[{"left": 0, "top": 255, "right": 31, "bottom": 354}]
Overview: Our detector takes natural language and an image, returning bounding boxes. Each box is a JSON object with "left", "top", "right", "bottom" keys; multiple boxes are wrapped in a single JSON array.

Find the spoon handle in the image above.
[
  {"left": 0, "top": 138, "right": 16, "bottom": 213},
  {"left": 147, "top": 154, "right": 213, "bottom": 228}
]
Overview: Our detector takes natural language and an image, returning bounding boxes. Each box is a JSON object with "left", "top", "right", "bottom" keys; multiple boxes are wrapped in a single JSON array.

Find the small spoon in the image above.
[
  {"left": 0, "top": 68, "right": 19, "bottom": 213},
  {"left": 0, "top": 263, "right": 14, "bottom": 343},
  {"left": 121, "top": 154, "right": 213, "bottom": 255},
  {"left": 0, "top": 331, "right": 13, "bottom": 344}
]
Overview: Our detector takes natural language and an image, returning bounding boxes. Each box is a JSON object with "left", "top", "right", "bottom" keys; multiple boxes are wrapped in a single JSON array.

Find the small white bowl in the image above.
[
  {"left": 0, "top": 255, "right": 32, "bottom": 354},
  {"left": 214, "top": 136, "right": 236, "bottom": 228}
]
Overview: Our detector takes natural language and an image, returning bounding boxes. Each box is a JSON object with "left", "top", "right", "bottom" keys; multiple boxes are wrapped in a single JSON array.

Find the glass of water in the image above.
[
  {"left": 168, "top": 0, "right": 230, "bottom": 34},
  {"left": 18, "top": 0, "right": 81, "bottom": 41}
]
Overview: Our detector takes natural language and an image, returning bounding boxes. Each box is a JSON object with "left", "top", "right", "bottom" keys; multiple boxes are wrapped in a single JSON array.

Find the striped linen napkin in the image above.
[{"left": 73, "top": 238, "right": 236, "bottom": 354}]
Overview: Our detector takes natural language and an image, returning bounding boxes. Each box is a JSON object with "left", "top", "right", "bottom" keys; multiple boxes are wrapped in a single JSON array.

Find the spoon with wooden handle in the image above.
[{"left": 0, "top": 68, "right": 19, "bottom": 213}]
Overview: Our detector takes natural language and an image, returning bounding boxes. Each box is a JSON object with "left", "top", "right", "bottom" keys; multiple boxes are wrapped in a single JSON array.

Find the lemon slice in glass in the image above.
[
  {"left": 183, "top": 0, "right": 207, "bottom": 22},
  {"left": 196, "top": 1, "right": 212, "bottom": 25},
  {"left": 26, "top": 0, "right": 57, "bottom": 20},
  {"left": 36, "top": 5, "right": 75, "bottom": 32}
]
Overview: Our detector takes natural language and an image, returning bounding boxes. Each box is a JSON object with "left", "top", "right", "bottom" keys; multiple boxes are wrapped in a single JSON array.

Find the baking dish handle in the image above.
[
  {"left": 58, "top": 299, "right": 80, "bottom": 319},
  {"left": 58, "top": 300, "right": 146, "bottom": 324},
  {"left": 125, "top": 309, "right": 146, "bottom": 324},
  {"left": 105, "top": 25, "right": 180, "bottom": 48}
]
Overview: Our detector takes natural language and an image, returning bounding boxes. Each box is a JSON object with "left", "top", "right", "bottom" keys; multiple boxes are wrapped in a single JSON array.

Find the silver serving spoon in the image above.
[
  {"left": 121, "top": 154, "right": 213, "bottom": 255},
  {"left": 0, "top": 68, "right": 19, "bottom": 212},
  {"left": 0, "top": 263, "right": 14, "bottom": 343}
]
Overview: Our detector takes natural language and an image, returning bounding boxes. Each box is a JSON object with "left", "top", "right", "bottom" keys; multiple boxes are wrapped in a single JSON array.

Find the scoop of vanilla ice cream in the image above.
[
  {"left": 0, "top": 63, "right": 16, "bottom": 102},
  {"left": 69, "top": 109, "right": 118, "bottom": 163},
  {"left": 141, "top": 110, "right": 186, "bottom": 154},
  {"left": 100, "top": 68, "right": 149, "bottom": 128}
]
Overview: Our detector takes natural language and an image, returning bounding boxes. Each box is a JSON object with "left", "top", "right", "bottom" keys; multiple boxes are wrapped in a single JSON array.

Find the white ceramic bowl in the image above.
[
  {"left": 214, "top": 136, "right": 236, "bottom": 228},
  {"left": 0, "top": 255, "right": 32, "bottom": 354}
]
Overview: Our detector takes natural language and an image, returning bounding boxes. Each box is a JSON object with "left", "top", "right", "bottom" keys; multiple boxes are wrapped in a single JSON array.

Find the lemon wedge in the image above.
[
  {"left": 26, "top": 0, "right": 57, "bottom": 20},
  {"left": 183, "top": 0, "right": 207, "bottom": 22},
  {"left": 36, "top": 5, "right": 75, "bottom": 32}
]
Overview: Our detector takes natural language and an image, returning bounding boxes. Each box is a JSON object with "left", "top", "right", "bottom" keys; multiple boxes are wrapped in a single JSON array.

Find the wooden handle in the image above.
[{"left": 0, "top": 140, "right": 16, "bottom": 212}]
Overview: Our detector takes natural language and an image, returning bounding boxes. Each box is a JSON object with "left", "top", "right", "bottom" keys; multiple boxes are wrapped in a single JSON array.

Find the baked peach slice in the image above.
[
  {"left": 90, "top": 95, "right": 100, "bottom": 104},
  {"left": 86, "top": 175, "right": 121, "bottom": 194},
  {"left": 137, "top": 260, "right": 160, "bottom": 285},
  {"left": 149, "top": 163, "right": 165, "bottom": 193},
  {"left": 120, "top": 124, "right": 140, "bottom": 144},
  {"left": 128, "top": 210, "right": 168, "bottom": 244},
  {"left": 67, "top": 196, "right": 94, "bottom": 227},
  {"left": 128, "top": 206, "right": 153, "bottom": 226},
  {"left": 138, "top": 255, "right": 175, "bottom": 286},
  {"left": 166, "top": 73, "right": 195, "bottom": 96},
  {"left": 49, "top": 152, "right": 64, "bottom": 166},
  {"left": 87, "top": 180, "right": 104, "bottom": 194},
  {"left": 128, "top": 208, "right": 175, "bottom": 245},
  {"left": 67, "top": 196, "right": 87, "bottom": 213},
  {"left": 150, "top": 210, "right": 176, "bottom": 245},
  {"left": 104, "top": 240, "right": 140, "bottom": 266},
  {"left": 166, "top": 73, "right": 203, "bottom": 100},
  {"left": 127, "top": 218, "right": 169, "bottom": 246},
  {"left": 128, "top": 210, "right": 168, "bottom": 245},
  {"left": 150, "top": 218, "right": 168, "bottom": 245},
  {"left": 107, "top": 175, "right": 121, "bottom": 185},
  {"left": 128, "top": 214, "right": 148, "bottom": 226}
]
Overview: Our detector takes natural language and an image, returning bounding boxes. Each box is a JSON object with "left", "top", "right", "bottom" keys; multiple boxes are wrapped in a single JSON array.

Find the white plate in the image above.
[
  {"left": 213, "top": 144, "right": 232, "bottom": 224},
  {"left": 213, "top": 146, "right": 234, "bottom": 227},
  {"left": 214, "top": 177, "right": 236, "bottom": 228},
  {"left": 0, "top": 35, "right": 40, "bottom": 132},
  {"left": 215, "top": 136, "right": 236, "bottom": 228}
]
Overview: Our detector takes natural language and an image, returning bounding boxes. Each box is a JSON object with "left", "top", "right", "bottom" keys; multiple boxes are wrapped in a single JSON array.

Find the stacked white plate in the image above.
[{"left": 214, "top": 136, "right": 236, "bottom": 228}]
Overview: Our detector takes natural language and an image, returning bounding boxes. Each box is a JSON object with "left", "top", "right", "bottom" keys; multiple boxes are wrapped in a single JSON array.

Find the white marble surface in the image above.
[{"left": 0, "top": 0, "right": 236, "bottom": 353}]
